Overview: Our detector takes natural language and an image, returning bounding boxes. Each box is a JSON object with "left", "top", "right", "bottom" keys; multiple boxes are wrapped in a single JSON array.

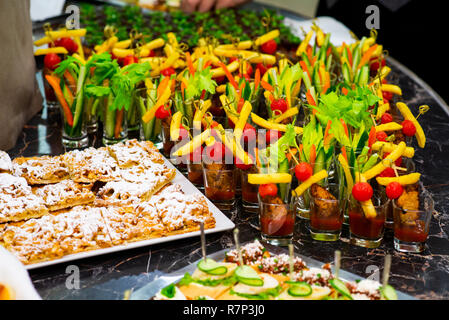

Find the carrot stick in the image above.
[
  {"left": 185, "top": 52, "right": 195, "bottom": 76},
  {"left": 203, "top": 60, "right": 213, "bottom": 70},
  {"left": 181, "top": 80, "right": 186, "bottom": 100},
  {"left": 324, "top": 120, "right": 332, "bottom": 141},
  {"left": 358, "top": 44, "right": 378, "bottom": 70},
  {"left": 45, "top": 74, "right": 73, "bottom": 126},
  {"left": 254, "top": 68, "right": 261, "bottom": 90},
  {"left": 310, "top": 144, "right": 316, "bottom": 168},
  {"left": 343, "top": 42, "right": 353, "bottom": 66},
  {"left": 64, "top": 70, "right": 76, "bottom": 92},
  {"left": 299, "top": 61, "right": 311, "bottom": 81},
  {"left": 157, "top": 76, "right": 170, "bottom": 98},
  {"left": 306, "top": 89, "right": 316, "bottom": 106},
  {"left": 299, "top": 144, "right": 304, "bottom": 162},
  {"left": 341, "top": 146, "right": 348, "bottom": 162},
  {"left": 217, "top": 61, "right": 238, "bottom": 89},
  {"left": 260, "top": 80, "right": 273, "bottom": 92},
  {"left": 340, "top": 118, "right": 349, "bottom": 137},
  {"left": 114, "top": 109, "right": 124, "bottom": 138}
]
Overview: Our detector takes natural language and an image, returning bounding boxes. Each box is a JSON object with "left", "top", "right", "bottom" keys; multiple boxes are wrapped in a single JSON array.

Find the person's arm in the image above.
[{"left": 181, "top": 0, "right": 251, "bottom": 13}]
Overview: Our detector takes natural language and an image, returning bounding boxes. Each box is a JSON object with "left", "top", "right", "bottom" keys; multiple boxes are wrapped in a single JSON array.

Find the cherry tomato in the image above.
[
  {"left": 54, "top": 37, "right": 78, "bottom": 54},
  {"left": 245, "top": 63, "right": 253, "bottom": 77},
  {"left": 382, "top": 91, "right": 394, "bottom": 101},
  {"left": 386, "top": 182, "right": 404, "bottom": 199},
  {"left": 259, "top": 183, "right": 278, "bottom": 198},
  {"left": 256, "top": 63, "right": 272, "bottom": 76},
  {"left": 123, "top": 55, "right": 138, "bottom": 66},
  {"left": 215, "top": 76, "right": 226, "bottom": 84},
  {"left": 205, "top": 142, "right": 226, "bottom": 162},
  {"left": 402, "top": 120, "right": 416, "bottom": 137},
  {"left": 265, "top": 129, "right": 282, "bottom": 144},
  {"left": 235, "top": 154, "right": 254, "bottom": 170},
  {"left": 376, "top": 131, "right": 388, "bottom": 142},
  {"left": 270, "top": 98, "right": 288, "bottom": 113},
  {"left": 111, "top": 52, "right": 124, "bottom": 65},
  {"left": 378, "top": 167, "right": 396, "bottom": 178},
  {"left": 161, "top": 67, "right": 176, "bottom": 77},
  {"left": 229, "top": 57, "right": 238, "bottom": 63},
  {"left": 242, "top": 123, "right": 256, "bottom": 145},
  {"left": 260, "top": 39, "right": 277, "bottom": 55},
  {"left": 380, "top": 113, "right": 393, "bottom": 124},
  {"left": 155, "top": 105, "right": 171, "bottom": 119},
  {"left": 295, "top": 162, "right": 313, "bottom": 182},
  {"left": 352, "top": 182, "right": 374, "bottom": 202},
  {"left": 370, "top": 57, "right": 386, "bottom": 71},
  {"left": 44, "top": 53, "right": 61, "bottom": 70}
]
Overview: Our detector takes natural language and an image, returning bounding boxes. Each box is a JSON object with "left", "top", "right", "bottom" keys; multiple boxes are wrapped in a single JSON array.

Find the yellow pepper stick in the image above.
[
  {"left": 216, "top": 84, "right": 226, "bottom": 93},
  {"left": 205, "top": 136, "right": 215, "bottom": 147},
  {"left": 381, "top": 84, "right": 402, "bottom": 96},
  {"left": 248, "top": 173, "right": 292, "bottom": 184},
  {"left": 376, "top": 173, "right": 421, "bottom": 186},
  {"left": 291, "top": 76, "right": 302, "bottom": 98},
  {"left": 254, "top": 29, "right": 280, "bottom": 46},
  {"left": 356, "top": 174, "right": 377, "bottom": 219},
  {"left": 142, "top": 38, "right": 165, "bottom": 51},
  {"left": 73, "top": 37, "right": 84, "bottom": 60},
  {"left": 375, "top": 122, "right": 402, "bottom": 132},
  {"left": 170, "top": 111, "right": 183, "bottom": 141},
  {"left": 363, "top": 141, "right": 407, "bottom": 180},
  {"left": 72, "top": 53, "right": 85, "bottom": 64},
  {"left": 210, "top": 60, "right": 239, "bottom": 78},
  {"left": 273, "top": 107, "right": 298, "bottom": 123},
  {"left": 33, "top": 29, "right": 87, "bottom": 46},
  {"left": 251, "top": 113, "right": 303, "bottom": 135},
  {"left": 369, "top": 66, "right": 391, "bottom": 86},
  {"left": 114, "top": 39, "right": 132, "bottom": 49},
  {"left": 292, "top": 170, "right": 328, "bottom": 196},
  {"left": 215, "top": 125, "right": 252, "bottom": 165},
  {"left": 311, "top": 24, "right": 325, "bottom": 47},
  {"left": 151, "top": 52, "right": 180, "bottom": 76},
  {"left": 362, "top": 37, "right": 375, "bottom": 53},
  {"left": 34, "top": 47, "right": 68, "bottom": 55},
  {"left": 396, "top": 102, "right": 426, "bottom": 148},
  {"left": 296, "top": 29, "right": 314, "bottom": 56},
  {"left": 96, "top": 36, "right": 118, "bottom": 54},
  {"left": 215, "top": 40, "right": 253, "bottom": 51},
  {"left": 193, "top": 100, "right": 212, "bottom": 130},
  {"left": 142, "top": 86, "right": 171, "bottom": 123},
  {"left": 262, "top": 67, "right": 278, "bottom": 83},
  {"left": 338, "top": 154, "right": 354, "bottom": 193},
  {"left": 245, "top": 52, "right": 276, "bottom": 65},
  {"left": 172, "top": 129, "right": 211, "bottom": 157},
  {"left": 371, "top": 141, "right": 415, "bottom": 158},
  {"left": 233, "top": 101, "right": 252, "bottom": 142},
  {"left": 376, "top": 102, "right": 390, "bottom": 120}
]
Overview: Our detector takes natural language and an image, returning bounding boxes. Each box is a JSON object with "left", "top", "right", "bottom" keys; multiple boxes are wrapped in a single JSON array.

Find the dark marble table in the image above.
[{"left": 8, "top": 2, "right": 449, "bottom": 300}]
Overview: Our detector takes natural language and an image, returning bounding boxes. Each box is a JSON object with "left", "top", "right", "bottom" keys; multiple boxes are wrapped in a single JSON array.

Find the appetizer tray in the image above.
[
  {"left": 22, "top": 157, "right": 235, "bottom": 270},
  {"left": 129, "top": 241, "right": 416, "bottom": 300}
]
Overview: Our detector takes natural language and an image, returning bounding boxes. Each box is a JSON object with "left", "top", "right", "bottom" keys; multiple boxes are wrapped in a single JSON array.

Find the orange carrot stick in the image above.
[
  {"left": 157, "top": 76, "right": 170, "bottom": 98},
  {"left": 310, "top": 144, "right": 316, "bottom": 168},
  {"left": 306, "top": 89, "right": 316, "bottom": 106},
  {"left": 185, "top": 52, "right": 195, "bottom": 76},
  {"left": 341, "top": 146, "right": 348, "bottom": 162},
  {"left": 217, "top": 61, "right": 238, "bottom": 89},
  {"left": 45, "top": 74, "right": 73, "bottom": 126},
  {"left": 254, "top": 68, "right": 261, "bottom": 90},
  {"left": 340, "top": 118, "right": 349, "bottom": 137},
  {"left": 358, "top": 44, "right": 378, "bottom": 70},
  {"left": 260, "top": 80, "right": 273, "bottom": 92},
  {"left": 115, "top": 109, "right": 124, "bottom": 138}
]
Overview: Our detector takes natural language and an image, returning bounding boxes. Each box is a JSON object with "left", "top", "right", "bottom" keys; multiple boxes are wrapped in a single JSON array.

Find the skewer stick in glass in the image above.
[
  {"left": 334, "top": 250, "right": 341, "bottom": 279},
  {"left": 288, "top": 244, "right": 294, "bottom": 281},
  {"left": 200, "top": 221, "right": 207, "bottom": 261},
  {"left": 233, "top": 228, "right": 244, "bottom": 266},
  {"left": 382, "top": 254, "right": 392, "bottom": 287}
]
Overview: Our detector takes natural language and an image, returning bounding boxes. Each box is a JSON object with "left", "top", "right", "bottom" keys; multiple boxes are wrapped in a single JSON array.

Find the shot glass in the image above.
[
  {"left": 309, "top": 183, "right": 345, "bottom": 241},
  {"left": 259, "top": 191, "right": 296, "bottom": 246},
  {"left": 187, "top": 162, "right": 204, "bottom": 189},
  {"left": 202, "top": 164, "right": 237, "bottom": 212},
  {"left": 393, "top": 190, "right": 434, "bottom": 253},
  {"left": 240, "top": 168, "right": 259, "bottom": 212},
  {"left": 348, "top": 193, "right": 389, "bottom": 248}
]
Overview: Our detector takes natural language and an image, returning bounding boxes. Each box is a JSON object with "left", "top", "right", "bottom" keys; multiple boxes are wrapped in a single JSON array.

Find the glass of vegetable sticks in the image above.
[
  {"left": 348, "top": 191, "right": 389, "bottom": 248},
  {"left": 102, "top": 94, "right": 128, "bottom": 145},
  {"left": 42, "top": 68, "right": 59, "bottom": 110},
  {"left": 202, "top": 163, "right": 237, "bottom": 212},
  {"left": 136, "top": 88, "right": 163, "bottom": 148},
  {"left": 240, "top": 167, "right": 260, "bottom": 212},
  {"left": 83, "top": 95, "right": 99, "bottom": 134},
  {"left": 393, "top": 187, "right": 434, "bottom": 253}
]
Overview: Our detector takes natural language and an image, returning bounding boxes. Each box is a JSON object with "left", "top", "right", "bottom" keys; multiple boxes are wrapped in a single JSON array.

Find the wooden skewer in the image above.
[
  {"left": 200, "top": 221, "right": 207, "bottom": 261},
  {"left": 288, "top": 244, "right": 294, "bottom": 281},
  {"left": 383, "top": 254, "right": 392, "bottom": 287},
  {"left": 334, "top": 250, "right": 341, "bottom": 279},
  {"left": 233, "top": 228, "right": 244, "bottom": 266}
]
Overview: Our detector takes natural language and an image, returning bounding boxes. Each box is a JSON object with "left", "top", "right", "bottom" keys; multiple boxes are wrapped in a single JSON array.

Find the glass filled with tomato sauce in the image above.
[
  {"left": 202, "top": 163, "right": 237, "bottom": 212},
  {"left": 259, "top": 188, "right": 296, "bottom": 246},
  {"left": 393, "top": 188, "right": 434, "bottom": 253},
  {"left": 348, "top": 192, "right": 389, "bottom": 248}
]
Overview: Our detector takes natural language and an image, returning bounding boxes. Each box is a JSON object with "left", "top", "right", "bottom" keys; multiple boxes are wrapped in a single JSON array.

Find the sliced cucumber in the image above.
[
  {"left": 235, "top": 266, "right": 263, "bottom": 287},
  {"left": 287, "top": 282, "right": 313, "bottom": 297},
  {"left": 329, "top": 278, "right": 353, "bottom": 300},
  {"left": 197, "top": 258, "right": 228, "bottom": 275},
  {"left": 380, "top": 284, "right": 398, "bottom": 300}
]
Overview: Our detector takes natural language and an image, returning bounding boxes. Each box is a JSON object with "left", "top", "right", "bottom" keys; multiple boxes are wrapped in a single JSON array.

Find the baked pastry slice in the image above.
[
  {"left": 62, "top": 147, "right": 120, "bottom": 183},
  {"left": 0, "top": 174, "right": 48, "bottom": 223},
  {"left": 32, "top": 180, "right": 95, "bottom": 211},
  {"left": 0, "top": 151, "right": 12, "bottom": 173},
  {"left": 0, "top": 206, "right": 113, "bottom": 265},
  {"left": 151, "top": 184, "right": 216, "bottom": 235},
  {"left": 12, "top": 155, "right": 69, "bottom": 185},
  {"left": 107, "top": 139, "right": 165, "bottom": 168}
]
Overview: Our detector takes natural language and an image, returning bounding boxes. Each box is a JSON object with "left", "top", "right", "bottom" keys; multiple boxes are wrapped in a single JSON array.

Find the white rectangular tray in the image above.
[{"left": 24, "top": 157, "right": 235, "bottom": 270}]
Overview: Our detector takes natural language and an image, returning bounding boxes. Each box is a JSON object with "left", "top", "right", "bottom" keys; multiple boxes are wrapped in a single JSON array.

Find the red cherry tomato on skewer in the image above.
[
  {"left": 380, "top": 113, "right": 393, "bottom": 124},
  {"left": 295, "top": 162, "right": 313, "bottom": 182},
  {"left": 386, "top": 182, "right": 404, "bottom": 199},
  {"left": 270, "top": 98, "right": 288, "bottom": 113},
  {"left": 260, "top": 39, "right": 277, "bottom": 55},
  {"left": 352, "top": 182, "right": 374, "bottom": 202},
  {"left": 402, "top": 120, "right": 416, "bottom": 137},
  {"left": 259, "top": 183, "right": 278, "bottom": 198},
  {"left": 44, "top": 53, "right": 61, "bottom": 70}
]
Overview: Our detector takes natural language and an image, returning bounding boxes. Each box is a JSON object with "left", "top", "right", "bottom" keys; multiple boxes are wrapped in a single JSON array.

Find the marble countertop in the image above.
[{"left": 3, "top": 55, "right": 448, "bottom": 300}]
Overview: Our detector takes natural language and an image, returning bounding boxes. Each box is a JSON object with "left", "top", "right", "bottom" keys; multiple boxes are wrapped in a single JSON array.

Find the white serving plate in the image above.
[{"left": 24, "top": 156, "right": 235, "bottom": 270}]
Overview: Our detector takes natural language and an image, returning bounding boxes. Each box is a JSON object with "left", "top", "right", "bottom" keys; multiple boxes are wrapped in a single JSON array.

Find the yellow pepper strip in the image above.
[
  {"left": 210, "top": 60, "right": 239, "bottom": 78},
  {"left": 251, "top": 113, "right": 303, "bottom": 135},
  {"left": 371, "top": 44, "right": 383, "bottom": 58},
  {"left": 172, "top": 129, "right": 211, "bottom": 157},
  {"left": 396, "top": 102, "right": 426, "bottom": 148},
  {"left": 193, "top": 100, "right": 212, "bottom": 130},
  {"left": 278, "top": 58, "right": 289, "bottom": 75},
  {"left": 215, "top": 125, "right": 252, "bottom": 165},
  {"left": 369, "top": 66, "right": 391, "bottom": 86},
  {"left": 273, "top": 107, "right": 298, "bottom": 123},
  {"left": 371, "top": 141, "right": 415, "bottom": 158},
  {"left": 376, "top": 173, "right": 421, "bottom": 186},
  {"left": 142, "top": 38, "right": 165, "bottom": 51},
  {"left": 262, "top": 67, "right": 278, "bottom": 83},
  {"left": 140, "top": 57, "right": 166, "bottom": 70},
  {"left": 216, "top": 84, "right": 226, "bottom": 93},
  {"left": 73, "top": 37, "right": 84, "bottom": 60},
  {"left": 167, "top": 32, "right": 178, "bottom": 46},
  {"left": 170, "top": 111, "right": 183, "bottom": 141},
  {"left": 375, "top": 122, "right": 402, "bottom": 132},
  {"left": 363, "top": 141, "right": 407, "bottom": 180},
  {"left": 245, "top": 53, "right": 276, "bottom": 65},
  {"left": 296, "top": 29, "right": 314, "bottom": 56},
  {"left": 142, "top": 86, "right": 171, "bottom": 123},
  {"left": 33, "top": 29, "right": 87, "bottom": 46},
  {"left": 254, "top": 30, "right": 280, "bottom": 46},
  {"left": 376, "top": 102, "right": 390, "bottom": 120},
  {"left": 96, "top": 36, "right": 118, "bottom": 54},
  {"left": 381, "top": 84, "right": 402, "bottom": 96},
  {"left": 337, "top": 154, "right": 354, "bottom": 193},
  {"left": 215, "top": 40, "right": 253, "bottom": 51},
  {"left": 34, "top": 47, "right": 68, "bottom": 55},
  {"left": 150, "top": 52, "right": 180, "bottom": 77},
  {"left": 205, "top": 136, "right": 215, "bottom": 147},
  {"left": 234, "top": 101, "right": 252, "bottom": 142},
  {"left": 362, "top": 37, "right": 375, "bottom": 53},
  {"left": 291, "top": 76, "right": 302, "bottom": 99},
  {"left": 114, "top": 39, "right": 132, "bottom": 49},
  {"left": 72, "top": 53, "right": 85, "bottom": 64},
  {"left": 311, "top": 24, "right": 325, "bottom": 47},
  {"left": 248, "top": 173, "right": 292, "bottom": 184},
  {"left": 357, "top": 174, "right": 377, "bottom": 219},
  {"left": 292, "top": 170, "right": 328, "bottom": 196}
]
